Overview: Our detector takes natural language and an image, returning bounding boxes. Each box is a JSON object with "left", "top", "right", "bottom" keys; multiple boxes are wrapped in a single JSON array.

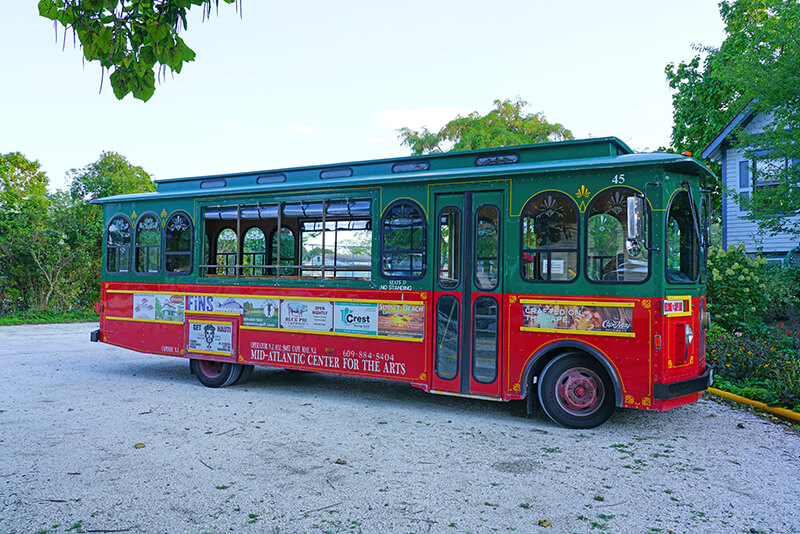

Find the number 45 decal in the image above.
[{"left": 611, "top": 174, "right": 625, "bottom": 184}]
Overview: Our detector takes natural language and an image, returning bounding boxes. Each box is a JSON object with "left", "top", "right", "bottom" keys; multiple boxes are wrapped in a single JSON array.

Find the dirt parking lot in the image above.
[{"left": 1, "top": 322, "right": 799, "bottom": 534}]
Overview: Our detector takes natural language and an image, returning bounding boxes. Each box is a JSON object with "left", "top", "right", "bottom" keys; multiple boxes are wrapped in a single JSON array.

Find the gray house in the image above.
[{"left": 701, "top": 107, "right": 799, "bottom": 262}]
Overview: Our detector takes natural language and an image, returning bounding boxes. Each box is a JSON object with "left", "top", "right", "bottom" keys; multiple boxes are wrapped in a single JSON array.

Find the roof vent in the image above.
[
  {"left": 475, "top": 153, "right": 520, "bottom": 167},
  {"left": 200, "top": 179, "right": 227, "bottom": 189},
  {"left": 320, "top": 167, "right": 353, "bottom": 179},
  {"left": 392, "top": 161, "right": 430, "bottom": 173},
  {"left": 257, "top": 173, "right": 287, "bottom": 184}
]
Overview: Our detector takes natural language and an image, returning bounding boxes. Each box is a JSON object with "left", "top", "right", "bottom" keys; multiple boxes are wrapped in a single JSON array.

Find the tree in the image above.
[
  {"left": 719, "top": 0, "right": 800, "bottom": 237},
  {"left": 398, "top": 98, "right": 574, "bottom": 155},
  {"left": 68, "top": 150, "right": 155, "bottom": 200},
  {"left": 0, "top": 153, "right": 50, "bottom": 312},
  {"left": 68, "top": 151, "right": 155, "bottom": 300},
  {"left": 0, "top": 152, "right": 48, "bottom": 213},
  {"left": 665, "top": 0, "right": 800, "bottom": 234},
  {"left": 38, "top": 0, "right": 238, "bottom": 101}
]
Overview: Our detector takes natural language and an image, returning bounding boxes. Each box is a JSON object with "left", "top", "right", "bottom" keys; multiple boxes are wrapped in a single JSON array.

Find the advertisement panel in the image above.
[
  {"left": 133, "top": 294, "right": 185, "bottom": 322},
  {"left": 522, "top": 300, "right": 633, "bottom": 335},
  {"left": 377, "top": 302, "right": 425, "bottom": 339},
  {"left": 334, "top": 302, "right": 378, "bottom": 335},
  {"left": 187, "top": 320, "right": 233, "bottom": 355},
  {"left": 280, "top": 300, "right": 333, "bottom": 332}
]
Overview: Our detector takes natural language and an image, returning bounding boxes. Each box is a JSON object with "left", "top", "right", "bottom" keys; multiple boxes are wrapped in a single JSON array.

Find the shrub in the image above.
[
  {"left": 707, "top": 244, "right": 769, "bottom": 330},
  {"left": 760, "top": 262, "right": 800, "bottom": 326},
  {"left": 707, "top": 325, "right": 800, "bottom": 411}
]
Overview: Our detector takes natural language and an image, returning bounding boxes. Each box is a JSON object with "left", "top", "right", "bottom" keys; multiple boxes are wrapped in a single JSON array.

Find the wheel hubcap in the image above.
[
  {"left": 198, "top": 360, "right": 224, "bottom": 379},
  {"left": 555, "top": 367, "right": 604, "bottom": 416}
]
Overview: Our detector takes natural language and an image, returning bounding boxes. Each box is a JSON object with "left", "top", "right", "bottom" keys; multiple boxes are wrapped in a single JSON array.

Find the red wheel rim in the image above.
[
  {"left": 554, "top": 367, "right": 604, "bottom": 416},
  {"left": 197, "top": 360, "right": 224, "bottom": 379}
]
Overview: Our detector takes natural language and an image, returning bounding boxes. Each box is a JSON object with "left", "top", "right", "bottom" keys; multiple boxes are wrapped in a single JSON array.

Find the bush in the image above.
[
  {"left": 707, "top": 244, "right": 768, "bottom": 330},
  {"left": 707, "top": 325, "right": 800, "bottom": 412},
  {"left": 760, "top": 262, "right": 800, "bottom": 326}
]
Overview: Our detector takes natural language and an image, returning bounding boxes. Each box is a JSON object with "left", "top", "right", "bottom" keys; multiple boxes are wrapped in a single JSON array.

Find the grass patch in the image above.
[{"left": 0, "top": 308, "right": 97, "bottom": 326}]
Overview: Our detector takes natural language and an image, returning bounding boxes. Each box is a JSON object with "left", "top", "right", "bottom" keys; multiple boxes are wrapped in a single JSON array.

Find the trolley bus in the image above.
[{"left": 91, "top": 137, "right": 713, "bottom": 428}]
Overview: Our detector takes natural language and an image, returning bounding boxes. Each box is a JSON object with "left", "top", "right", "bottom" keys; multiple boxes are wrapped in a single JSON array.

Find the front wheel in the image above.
[
  {"left": 190, "top": 359, "right": 243, "bottom": 388},
  {"left": 538, "top": 352, "right": 615, "bottom": 429}
]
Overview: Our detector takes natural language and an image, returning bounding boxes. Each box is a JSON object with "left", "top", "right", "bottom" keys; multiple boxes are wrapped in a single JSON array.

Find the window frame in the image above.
[
  {"left": 473, "top": 203, "right": 501, "bottom": 291},
  {"left": 471, "top": 295, "right": 499, "bottom": 384},
  {"left": 379, "top": 199, "right": 427, "bottom": 281},
  {"left": 106, "top": 214, "right": 132, "bottom": 274},
  {"left": 215, "top": 226, "right": 238, "bottom": 276},
  {"left": 436, "top": 205, "right": 462, "bottom": 291},
  {"left": 584, "top": 187, "right": 651, "bottom": 285},
  {"left": 434, "top": 294, "right": 460, "bottom": 381},
  {"left": 163, "top": 211, "right": 193, "bottom": 276},
  {"left": 665, "top": 189, "right": 699, "bottom": 285},
  {"left": 519, "top": 191, "right": 580, "bottom": 284},
  {"left": 241, "top": 225, "right": 268, "bottom": 276},
  {"left": 134, "top": 212, "right": 162, "bottom": 275}
]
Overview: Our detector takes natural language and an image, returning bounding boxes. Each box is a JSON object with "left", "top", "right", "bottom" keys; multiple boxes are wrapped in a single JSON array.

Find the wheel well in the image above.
[{"left": 522, "top": 341, "right": 623, "bottom": 409}]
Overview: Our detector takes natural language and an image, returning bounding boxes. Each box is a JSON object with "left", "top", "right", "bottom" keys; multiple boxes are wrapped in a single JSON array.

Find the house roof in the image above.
[{"left": 701, "top": 102, "right": 755, "bottom": 161}]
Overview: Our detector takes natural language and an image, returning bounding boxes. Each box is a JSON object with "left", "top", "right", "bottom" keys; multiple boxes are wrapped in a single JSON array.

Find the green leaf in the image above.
[
  {"left": 38, "top": 0, "right": 57, "bottom": 19},
  {"left": 109, "top": 68, "right": 132, "bottom": 100},
  {"left": 132, "top": 69, "right": 156, "bottom": 102}
]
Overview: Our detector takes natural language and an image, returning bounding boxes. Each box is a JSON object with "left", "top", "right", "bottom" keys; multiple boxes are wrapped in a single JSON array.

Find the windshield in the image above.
[{"left": 666, "top": 190, "right": 699, "bottom": 283}]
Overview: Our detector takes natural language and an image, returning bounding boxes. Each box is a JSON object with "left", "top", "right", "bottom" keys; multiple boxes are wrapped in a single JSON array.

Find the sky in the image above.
[{"left": 0, "top": 1, "right": 726, "bottom": 191}]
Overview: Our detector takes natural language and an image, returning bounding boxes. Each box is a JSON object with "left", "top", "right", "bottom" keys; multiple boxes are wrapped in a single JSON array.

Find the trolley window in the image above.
[
  {"left": 164, "top": 212, "right": 192, "bottom": 274},
  {"left": 586, "top": 189, "right": 648, "bottom": 283},
  {"left": 521, "top": 192, "right": 578, "bottom": 282},
  {"left": 380, "top": 200, "right": 426, "bottom": 279},
  {"left": 134, "top": 213, "right": 161, "bottom": 274},
  {"left": 106, "top": 215, "right": 132, "bottom": 273}
]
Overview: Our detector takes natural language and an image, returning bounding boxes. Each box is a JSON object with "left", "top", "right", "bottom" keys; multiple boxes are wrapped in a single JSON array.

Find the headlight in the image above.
[{"left": 685, "top": 324, "right": 694, "bottom": 345}]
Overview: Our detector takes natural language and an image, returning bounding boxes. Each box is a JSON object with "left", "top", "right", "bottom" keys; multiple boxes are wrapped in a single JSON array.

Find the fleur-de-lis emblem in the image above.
[
  {"left": 131, "top": 210, "right": 137, "bottom": 220},
  {"left": 576, "top": 185, "right": 591, "bottom": 199}
]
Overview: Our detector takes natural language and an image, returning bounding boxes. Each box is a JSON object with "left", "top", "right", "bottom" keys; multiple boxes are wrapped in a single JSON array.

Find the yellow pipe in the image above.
[{"left": 707, "top": 387, "right": 800, "bottom": 423}]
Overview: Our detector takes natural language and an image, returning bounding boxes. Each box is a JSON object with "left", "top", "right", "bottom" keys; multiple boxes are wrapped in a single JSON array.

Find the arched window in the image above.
[
  {"left": 380, "top": 200, "right": 426, "bottom": 279},
  {"left": 243, "top": 227, "right": 266, "bottom": 276},
  {"left": 107, "top": 215, "right": 132, "bottom": 273},
  {"left": 135, "top": 213, "right": 161, "bottom": 274},
  {"left": 521, "top": 192, "right": 578, "bottom": 282},
  {"left": 270, "top": 226, "right": 296, "bottom": 276},
  {"left": 165, "top": 212, "right": 192, "bottom": 274},
  {"left": 216, "top": 228, "right": 237, "bottom": 276},
  {"left": 586, "top": 188, "right": 648, "bottom": 283},
  {"left": 666, "top": 190, "right": 698, "bottom": 283}
]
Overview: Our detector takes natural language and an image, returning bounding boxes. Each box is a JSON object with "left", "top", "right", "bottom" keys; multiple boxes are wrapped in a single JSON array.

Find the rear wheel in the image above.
[
  {"left": 537, "top": 352, "right": 615, "bottom": 429},
  {"left": 233, "top": 364, "right": 254, "bottom": 385},
  {"left": 190, "top": 359, "right": 243, "bottom": 388}
]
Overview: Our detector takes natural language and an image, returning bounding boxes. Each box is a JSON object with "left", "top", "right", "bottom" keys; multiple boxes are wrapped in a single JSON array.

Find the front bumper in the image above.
[{"left": 653, "top": 366, "right": 713, "bottom": 400}]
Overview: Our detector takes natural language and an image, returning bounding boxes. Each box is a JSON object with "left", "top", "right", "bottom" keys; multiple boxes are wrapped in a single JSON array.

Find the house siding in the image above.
[{"left": 721, "top": 112, "right": 798, "bottom": 256}]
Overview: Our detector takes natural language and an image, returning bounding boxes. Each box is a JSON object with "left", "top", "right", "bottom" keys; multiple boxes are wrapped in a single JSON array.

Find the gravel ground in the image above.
[{"left": 1, "top": 322, "right": 799, "bottom": 534}]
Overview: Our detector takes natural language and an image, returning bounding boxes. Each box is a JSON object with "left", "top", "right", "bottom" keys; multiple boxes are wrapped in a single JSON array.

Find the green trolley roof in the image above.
[{"left": 92, "top": 137, "right": 715, "bottom": 204}]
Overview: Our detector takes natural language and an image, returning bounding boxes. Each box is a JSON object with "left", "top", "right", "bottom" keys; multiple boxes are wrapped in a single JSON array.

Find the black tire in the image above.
[
  {"left": 190, "top": 359, "right": 243, "bottom": 388},
  {"left": 232, "top": 364, "right": 254, "bottom": 385},
  {"left": 537, "top": 352, "right": 615, "bottom": 429}
]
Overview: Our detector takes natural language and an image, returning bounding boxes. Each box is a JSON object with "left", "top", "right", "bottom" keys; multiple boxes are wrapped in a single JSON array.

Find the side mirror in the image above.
[{"left": 626, "top": 196, "right": 644, "bottom": 256}]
